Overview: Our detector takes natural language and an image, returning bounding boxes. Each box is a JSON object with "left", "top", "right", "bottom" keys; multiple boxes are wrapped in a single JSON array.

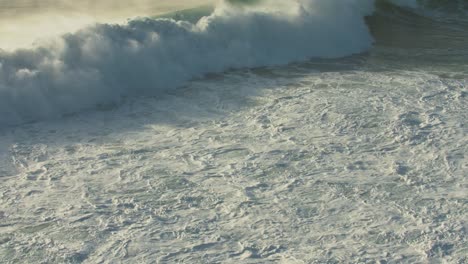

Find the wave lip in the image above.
[{"left": 0, "top": 0, "right": 374, "bottom": 128}]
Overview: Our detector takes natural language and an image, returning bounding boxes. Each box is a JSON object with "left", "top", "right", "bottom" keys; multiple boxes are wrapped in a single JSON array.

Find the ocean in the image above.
[{"left": 0, "top": 0, "right": 467, "bottom": 263}]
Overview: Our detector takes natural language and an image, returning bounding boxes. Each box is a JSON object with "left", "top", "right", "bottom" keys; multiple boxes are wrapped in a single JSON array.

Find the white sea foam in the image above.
[
  {"left": 0, "top": 0, "right": 375, "bottom": 127},
  {"left": 1, "top": 63, "right": 466, "bottom": 263},
  {"left": 0, "top": 1, "right": 466, "bottom": 263}
]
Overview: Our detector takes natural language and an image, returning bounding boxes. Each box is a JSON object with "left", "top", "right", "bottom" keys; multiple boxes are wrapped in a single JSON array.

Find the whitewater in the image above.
[
  {"left": 0, "top": 0, "right": 467, "bottom": 263},
  {"left": 0, "top": 0, "right": 376, "bottom": 126}
]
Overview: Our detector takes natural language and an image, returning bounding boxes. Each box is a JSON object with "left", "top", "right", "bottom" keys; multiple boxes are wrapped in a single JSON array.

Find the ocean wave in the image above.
[
  {"left": 3, "top": 0, "right": 464, "bottom": 128},
  {"left": 0, "top": 0, "right": 375, "bottom": 127}
]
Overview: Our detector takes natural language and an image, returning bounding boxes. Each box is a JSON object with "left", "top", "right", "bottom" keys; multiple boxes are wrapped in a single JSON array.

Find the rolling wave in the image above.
[
  {"left": 0, "top": 0, "right": 465, "bottom": 128},
  {"left": 0, "top": 0, "right": 374, "bottom": 127}
]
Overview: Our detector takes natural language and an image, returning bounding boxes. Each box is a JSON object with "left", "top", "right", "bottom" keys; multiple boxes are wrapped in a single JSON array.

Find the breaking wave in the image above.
[{"left": 0, "top": 0, "right": 465, "bottom": 127}]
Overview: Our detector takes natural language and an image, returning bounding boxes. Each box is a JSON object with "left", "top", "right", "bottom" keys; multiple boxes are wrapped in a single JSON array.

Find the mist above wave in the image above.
[{"left": 0, "top": 0, "right": 375, "bottom": 127}]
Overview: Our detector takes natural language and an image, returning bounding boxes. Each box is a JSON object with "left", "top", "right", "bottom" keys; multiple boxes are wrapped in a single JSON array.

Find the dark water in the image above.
[{"left": 365, "top": 1, "right": 468, "bottom": 77}]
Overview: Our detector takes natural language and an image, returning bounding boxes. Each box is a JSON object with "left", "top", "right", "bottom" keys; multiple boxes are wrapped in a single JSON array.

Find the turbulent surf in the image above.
[
  {"left": 0, "top": 1, "right": 466, "bottom": 263},
  {"left": 1, "top": 0, "right": 467, "bottom": 127}
]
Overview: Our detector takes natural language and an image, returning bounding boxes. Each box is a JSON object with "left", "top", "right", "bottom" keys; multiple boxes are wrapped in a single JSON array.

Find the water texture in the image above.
[{"left": 0, "top": 0, "right": 467, "bottom": 263}]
